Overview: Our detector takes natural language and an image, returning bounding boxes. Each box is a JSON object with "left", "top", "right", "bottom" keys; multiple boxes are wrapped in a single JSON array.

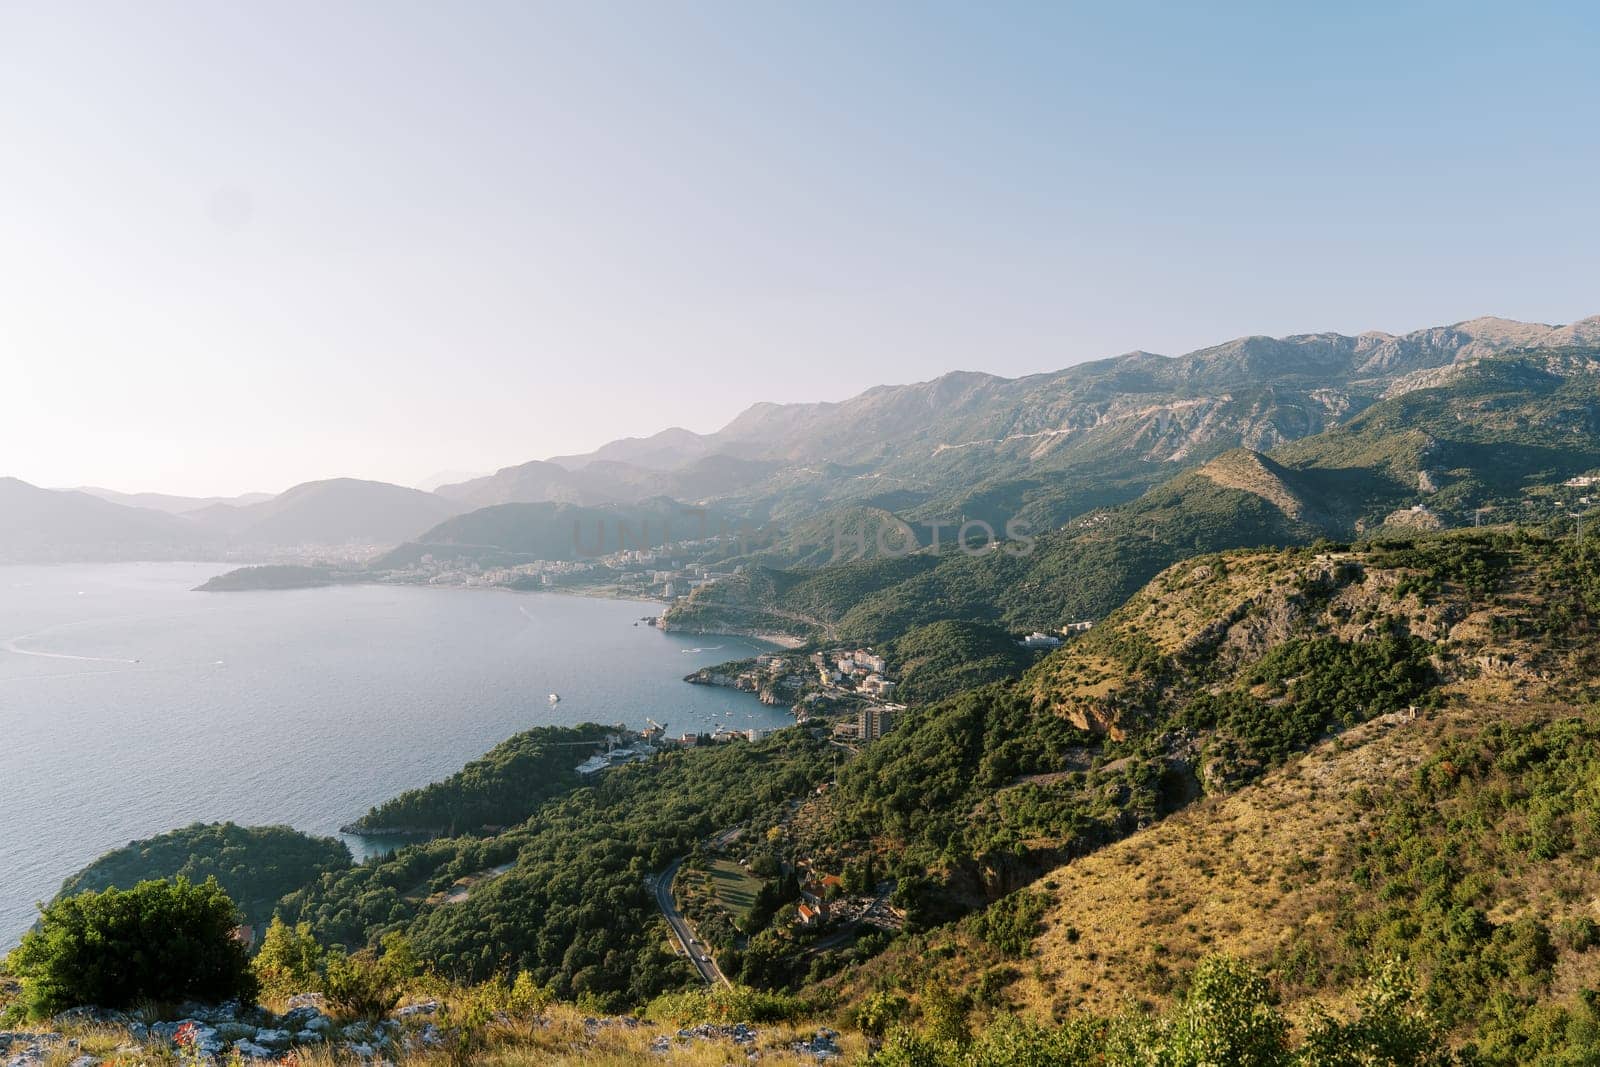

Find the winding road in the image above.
[{"left": 653, "top": 857, "right": 730, "bottom": 987}]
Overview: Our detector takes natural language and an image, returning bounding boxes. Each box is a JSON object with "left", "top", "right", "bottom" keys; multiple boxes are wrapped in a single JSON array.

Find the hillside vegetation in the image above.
[
  {"left": 23, "top": 525, "right": 1600, "bottom": 1061},
  {"left": 808, "top": 530, "right": 1600, "bottom": 1061},
  {"left": 56, "top": 823, "right": 351, "bottom": 928},
  {"left": 347, "top": 724, "right": 615, "bottom": 835},
  {"left": 882, "top": 620, "right": 1043, "bottom": 704},
  {"left": 281, "top": 731, "right": 834, "bottom": 1007},
  {"left": 667, "top": 357, "right": 1600, "bottom": 644}
]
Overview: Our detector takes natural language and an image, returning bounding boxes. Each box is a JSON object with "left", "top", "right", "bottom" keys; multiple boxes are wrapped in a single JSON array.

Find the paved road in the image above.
[{"left": 653, "top": 857, "right": 730, "bottom": 987}]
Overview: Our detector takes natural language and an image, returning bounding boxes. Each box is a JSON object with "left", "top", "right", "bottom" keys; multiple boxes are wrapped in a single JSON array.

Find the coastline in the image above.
[
  {"left": 193, "top": 561, "right": 815, "bottom": 649},
  {"left": 1, "top": 563, "right": 799, "bottom": 948},
  {"left": 657, "top": 622, "right": 807, "bottom": 650}
]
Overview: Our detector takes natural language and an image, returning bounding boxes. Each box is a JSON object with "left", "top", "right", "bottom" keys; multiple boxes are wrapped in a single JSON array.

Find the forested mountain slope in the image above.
[
  {"left": 810, "top": 529, "right": 1600, "bottom": 1061},
  {"left": 668, "top": 356, "right": 1600, "bottom": 643}
]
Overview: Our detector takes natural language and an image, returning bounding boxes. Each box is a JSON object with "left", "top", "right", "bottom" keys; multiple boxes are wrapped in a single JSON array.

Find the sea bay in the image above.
[{"left": 0, "top": 563, "right": 787, "bottom": 949}]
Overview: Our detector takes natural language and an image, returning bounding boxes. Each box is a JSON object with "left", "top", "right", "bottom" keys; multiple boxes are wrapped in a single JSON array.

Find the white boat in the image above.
[{"left": 548, "top": 692, "right": 561, "bottom": 704}]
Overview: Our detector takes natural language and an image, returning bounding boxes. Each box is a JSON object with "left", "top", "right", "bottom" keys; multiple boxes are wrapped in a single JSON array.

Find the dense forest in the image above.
[
  {"left": 56, "top": 822, "right": 351, "bottom": 927},
  {"left": 282, "top": 730, "right": 835, "bottom": 1008},
  {"left": 346, "top": 723, "right": 615, "bottom": 835},
  {"left": 882, "top": 620, "right": 1042, "bottom": 704}
]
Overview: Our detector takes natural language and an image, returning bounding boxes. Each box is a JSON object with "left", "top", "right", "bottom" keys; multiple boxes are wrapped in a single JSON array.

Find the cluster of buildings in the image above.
[
  {"left": 795, "top": 873, "right": 845, "bottom": 927},
  {"left": 479, "top": 558, "right": 600, "bottom": 587},
  {"left": 831, "top": 704, "right": 901, "bottom": 743},
  {"left": 791, "top": 869, "right": 902, "bottom": 933},
  {"left": 378, "top": 541, "right": 744, "bottom": 601},
  {"left": 1020, "top": 621, "right": 1094, "bottom": 649},
  {"left": 651, "top": 562, "right": 734, "bottom": 599},
  {"left": 705, "top": 654, "right": 810, "bottom": 702},
  {"left": 574, "top": 727, "right": 667, "bottom": 777},
  {"left": 694, "top": 647, "right": 901, "bottom": 710},
  {"left": 573, "top": 721, "right": 772, "bottom": 777},
  {"left": 811, "top": 648, "right": 896, "bottom": 699}
]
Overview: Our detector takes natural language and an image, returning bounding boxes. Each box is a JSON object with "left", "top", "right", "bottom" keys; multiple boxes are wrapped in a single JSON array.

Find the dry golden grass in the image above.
[
  {"left": 35, "top": 1025, "right": 145, "bottom": 1065},
  {"left": 6, "top": 1002, "right": 862, "bottom": 1067},
  {"left": 1008, "top": 708, "right": 1442, "bottom": 1019},
  {"left": 1009, "top": 694, "right": 1600, "bottom": 1029}
]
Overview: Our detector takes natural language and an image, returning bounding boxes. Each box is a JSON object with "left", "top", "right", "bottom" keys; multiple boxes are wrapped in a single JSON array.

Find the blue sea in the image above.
[{"left": 0, "top": 563, "right": 788, "bottom": 949}]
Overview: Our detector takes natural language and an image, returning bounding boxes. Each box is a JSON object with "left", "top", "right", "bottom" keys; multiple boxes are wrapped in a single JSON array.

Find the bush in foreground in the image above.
[{"left": 8, "top": 876, "right": 256, "bottom": 1015}]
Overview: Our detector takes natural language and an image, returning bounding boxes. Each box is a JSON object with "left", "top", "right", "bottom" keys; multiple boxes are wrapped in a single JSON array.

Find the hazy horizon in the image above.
[
  {"left": 23, "top": 304, "right": 1600, "bottom": 500},
  {"left": 6, "top": 2, "right": 1600, "bottom": 496}
]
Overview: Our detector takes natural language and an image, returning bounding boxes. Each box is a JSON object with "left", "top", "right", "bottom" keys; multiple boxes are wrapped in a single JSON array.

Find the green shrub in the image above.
[
  {"left": 972, "top": 890, "right": 1048, "bottom": 959},
  {"left": 324, "top": 951, "right": 400, "bottom": 1020},
  {"left": 323, "top": 933, "right": 418, "bottom": 1020},
  {"left": 643, "top": 983, "right": 809, "bottom": 1025},
  {"left": 1299, "top": 960, "right": 1452, "bottom": 1066},
  {"left": 8, "top": 876, "right": 256, "bottom": 1015}
]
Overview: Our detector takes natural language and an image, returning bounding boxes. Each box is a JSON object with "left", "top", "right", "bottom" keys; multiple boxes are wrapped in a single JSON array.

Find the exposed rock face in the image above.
[
  {"left": 1382, "top": 505, "right": 1445, "bottom": 530},
  {"left": 1, "top": 1032, "right": 62, "bottom": 1067},
  {"left": 5, "top": 996, "right": 375, "bottom": 1065}
]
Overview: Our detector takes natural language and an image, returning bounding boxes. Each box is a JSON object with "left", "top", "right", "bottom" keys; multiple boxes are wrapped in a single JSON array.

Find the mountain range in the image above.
[
  {"left": 0, "top": 477, "right": 464, "bottom": 564},
  {"left": 8, "top": 313, "right": 1600, "bottom": 567}
]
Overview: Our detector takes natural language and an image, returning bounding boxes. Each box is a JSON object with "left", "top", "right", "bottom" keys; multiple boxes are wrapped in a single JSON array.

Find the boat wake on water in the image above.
[
  {"left": 0, "top": 666, "right": 159, "bottom": 684},
  {"left": 1, "top": 623, "right": 142, "bottom": 666}
]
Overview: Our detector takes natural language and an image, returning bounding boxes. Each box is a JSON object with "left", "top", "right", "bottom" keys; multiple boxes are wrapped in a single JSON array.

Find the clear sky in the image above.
[{"left": 3, "top": 2, "right": 1599, "bottom": 496}]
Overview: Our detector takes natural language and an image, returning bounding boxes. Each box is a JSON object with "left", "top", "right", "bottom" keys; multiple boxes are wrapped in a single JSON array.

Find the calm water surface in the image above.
[{"left": 0, "top": 563, "right": 788, "bottom": 948}]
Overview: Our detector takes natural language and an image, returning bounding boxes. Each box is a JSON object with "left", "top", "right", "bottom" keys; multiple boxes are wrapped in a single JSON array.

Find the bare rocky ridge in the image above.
[{"left": 445, "top": 314, "right": 1600, "bottom": 516}]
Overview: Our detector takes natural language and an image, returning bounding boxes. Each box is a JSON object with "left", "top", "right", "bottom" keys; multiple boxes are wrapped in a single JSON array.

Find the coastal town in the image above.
[
  {"left": 683, "top": 646, "right": 908, "bottom": 744},
  {"left": 571, "top": 720, "right": 780, "bottom": 779},
  {"left": 569, "top": 647, "right": 908, "bottom": 786},
  {"left": 373, "top": 543, "right": 742, "bottom": 603}
]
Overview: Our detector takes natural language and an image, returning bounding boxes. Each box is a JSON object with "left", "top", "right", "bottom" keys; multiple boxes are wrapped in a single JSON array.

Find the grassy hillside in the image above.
[
  {"left": 828, "top": 696, "right": 1600, "bottom": 1063},
  {"left": 1001, "top": 704, "right": 1600, "bottom": 1059}
]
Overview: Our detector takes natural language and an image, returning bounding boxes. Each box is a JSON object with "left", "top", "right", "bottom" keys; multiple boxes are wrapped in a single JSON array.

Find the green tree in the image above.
[
  {"left": 1299, "top": 960, "right": 1454, "bottom": 1066},
  {"left": 251, "top": 917, "right": 326, "bottom": 1000},
  {"left": 1167, "top": 955, "right": 1289, "bottom": 1067},
  {"left": 920, "top": 980, "right": 972, "bottom": 1048},
  {"left": 9, "top": 876, "right": 256, "bottom": 1015},
  {"left": 854, "top": 990, "right": 911, "bottom": 1043}
]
